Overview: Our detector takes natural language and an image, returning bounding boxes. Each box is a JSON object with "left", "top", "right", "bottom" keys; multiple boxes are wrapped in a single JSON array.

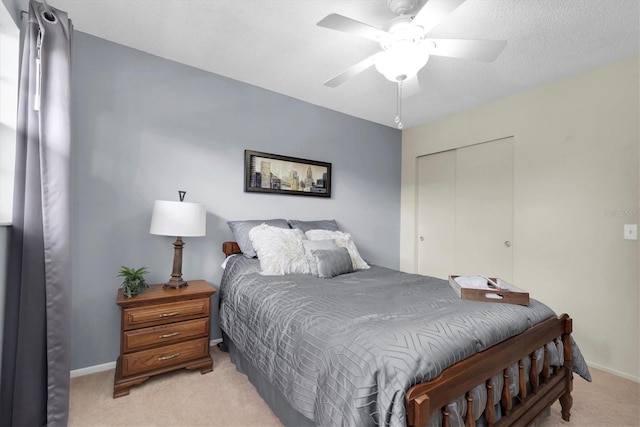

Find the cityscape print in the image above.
[{"left": 244, "top": 150, "right": 331, "bottom": 197}]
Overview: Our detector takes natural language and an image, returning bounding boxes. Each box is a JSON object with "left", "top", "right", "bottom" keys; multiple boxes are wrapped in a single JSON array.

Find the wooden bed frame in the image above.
[{"left": 222, "top": 241, "right": 573, "bottom": 427}]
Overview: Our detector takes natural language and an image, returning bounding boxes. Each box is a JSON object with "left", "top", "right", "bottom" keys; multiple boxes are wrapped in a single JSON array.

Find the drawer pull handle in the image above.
[
  {"left": 158, "top": 353, "right": 180, "bottom": 361},
  {"left": 159, "top": 332, "right": 180, "bottom": 339},
  {"left": 159, "top": 311, "right": 181, "bottom": 318}
]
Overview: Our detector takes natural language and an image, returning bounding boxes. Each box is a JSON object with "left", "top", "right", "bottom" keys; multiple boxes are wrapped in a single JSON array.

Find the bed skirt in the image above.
[{"left": 223, "top": 332, "right": 315, "bottom": 427}]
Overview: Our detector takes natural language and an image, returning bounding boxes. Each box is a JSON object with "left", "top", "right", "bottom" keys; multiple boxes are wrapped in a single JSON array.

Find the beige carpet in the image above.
[{"left": 69, "top": 347, "right": 639, "bottom": 426}]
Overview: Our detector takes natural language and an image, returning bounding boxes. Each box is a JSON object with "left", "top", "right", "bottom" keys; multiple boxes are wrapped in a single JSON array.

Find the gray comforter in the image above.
[{"left": 219, "top": 256, "right": 590, "bottom": 427}]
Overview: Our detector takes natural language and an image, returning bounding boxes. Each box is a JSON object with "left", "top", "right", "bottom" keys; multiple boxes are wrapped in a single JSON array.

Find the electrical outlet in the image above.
[{"left": 624, "top": 224, "right": 638, "bottom": 240}]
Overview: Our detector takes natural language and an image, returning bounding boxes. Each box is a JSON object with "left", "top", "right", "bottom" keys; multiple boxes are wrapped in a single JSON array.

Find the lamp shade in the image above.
[{"left": 149, "top": 200, "right": 206, "bottom": 237}]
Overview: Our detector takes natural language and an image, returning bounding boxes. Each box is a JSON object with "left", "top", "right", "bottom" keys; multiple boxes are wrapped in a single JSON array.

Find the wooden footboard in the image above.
[{"left": 405, "top": 314, "right": 573, "bottom": 427}]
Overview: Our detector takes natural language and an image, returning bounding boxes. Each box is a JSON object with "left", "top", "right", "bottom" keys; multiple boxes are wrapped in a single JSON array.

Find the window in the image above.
[{"left": 0, "top": 4, "right": 19, "bottom": 225}]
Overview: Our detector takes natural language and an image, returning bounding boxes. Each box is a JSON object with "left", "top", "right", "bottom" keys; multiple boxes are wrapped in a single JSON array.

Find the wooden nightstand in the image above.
[{"left": 113, "top": 280, "right": 216, "bottom": 398}]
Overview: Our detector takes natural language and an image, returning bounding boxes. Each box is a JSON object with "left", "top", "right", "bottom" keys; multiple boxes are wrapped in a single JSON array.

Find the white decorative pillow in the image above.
[
  {"left": 227, "top": 218, "right": 290, "bottom": 258},
  {"left": 305, "top": 230, "right": 370, "bottom": 270},
  {"left": 302, "top": 239, "right": 338, "bottom": 276},
  {"left": 249, "top": 224, "right": 310, "bottom": 275}
]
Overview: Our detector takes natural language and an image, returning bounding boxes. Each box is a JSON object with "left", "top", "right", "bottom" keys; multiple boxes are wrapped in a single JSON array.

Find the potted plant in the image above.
[{"left": 118, "top": 266, "right": 149, "bottom": 298}]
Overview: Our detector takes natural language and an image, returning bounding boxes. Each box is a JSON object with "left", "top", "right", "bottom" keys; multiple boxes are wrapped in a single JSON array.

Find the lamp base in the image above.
[
  {"left": 164, "top": 236, "right": 188, "bottom": 289},
  {"left": 163, "top": 278, "right": 188, "bottom": 289}
]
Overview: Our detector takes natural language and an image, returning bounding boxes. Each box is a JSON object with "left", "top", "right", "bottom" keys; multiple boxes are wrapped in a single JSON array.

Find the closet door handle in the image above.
[{"left": 504, "top": 241, "right": 511, "bottom": 247}]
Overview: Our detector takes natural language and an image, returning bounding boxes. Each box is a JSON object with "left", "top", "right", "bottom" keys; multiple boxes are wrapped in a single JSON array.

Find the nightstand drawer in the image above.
[
  {"left": 122, "top": 318, "right": 210, "bottom": 352},
  {"left": 121, "top": 337, "right": 209, "bottom": 376},
  {"left": 122, "top": 298, "right": 210, "bottom": 330}
]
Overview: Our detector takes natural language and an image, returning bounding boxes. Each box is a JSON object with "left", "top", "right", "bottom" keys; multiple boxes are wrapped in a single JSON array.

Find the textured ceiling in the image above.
[{"left": 5, "top": 0, "right": 640, "bottom": 128}]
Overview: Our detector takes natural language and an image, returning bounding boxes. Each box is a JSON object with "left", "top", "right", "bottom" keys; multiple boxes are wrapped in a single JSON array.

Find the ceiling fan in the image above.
[{"left": 317, "top": 0, "right": 507, "bottom": 127}]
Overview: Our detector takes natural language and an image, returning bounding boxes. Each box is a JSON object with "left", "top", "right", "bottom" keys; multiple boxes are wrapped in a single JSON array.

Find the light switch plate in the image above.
[{"left": 624, "top": 224, "right": 638, "bottom": 240}]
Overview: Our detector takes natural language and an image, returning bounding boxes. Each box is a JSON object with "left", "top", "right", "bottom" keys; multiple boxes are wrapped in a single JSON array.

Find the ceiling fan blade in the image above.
[
  {"left": 412, "top": 0, "right": 467, "bottom": 34},
  {"left": 402, "top": 75, "right": 421, "bottom": 98},
  {"left": 317, "top": 13, "right": 388, "bottom": 42},
  {"left": 324, "top": 55, "right": 377, "bottom": 88},
  {"left": 429, "top": 38, "right": 507, "bottom": 62}
]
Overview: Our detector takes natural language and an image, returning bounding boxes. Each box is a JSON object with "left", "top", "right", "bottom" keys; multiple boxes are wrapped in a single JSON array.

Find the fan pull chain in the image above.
[{"left": 395, "top": 80, "right": 404, "bottom": 129}]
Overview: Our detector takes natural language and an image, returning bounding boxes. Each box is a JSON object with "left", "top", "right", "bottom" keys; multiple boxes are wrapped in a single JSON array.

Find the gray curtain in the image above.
[{"left": 1, "top": 1, "right": 72, "bottom": 426}]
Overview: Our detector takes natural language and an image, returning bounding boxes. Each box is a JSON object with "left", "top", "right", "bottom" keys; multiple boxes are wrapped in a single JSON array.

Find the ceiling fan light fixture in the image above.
[
  {"left": 374, "top": 41, "right": 429, "bottom": 82},
  {"left": 381, "top": 18, "right": 424, "bottom": 49}
]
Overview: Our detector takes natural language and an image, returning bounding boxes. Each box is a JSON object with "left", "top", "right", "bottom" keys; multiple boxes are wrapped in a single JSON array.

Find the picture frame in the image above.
[{"left": 244, "top": 150, "right": 332, "bottom": 198}]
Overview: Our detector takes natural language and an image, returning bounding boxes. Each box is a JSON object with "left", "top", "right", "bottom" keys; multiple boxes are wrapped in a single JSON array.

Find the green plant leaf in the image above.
[{"left": 119, "top": 266, "right": 149, "bottom": 297}]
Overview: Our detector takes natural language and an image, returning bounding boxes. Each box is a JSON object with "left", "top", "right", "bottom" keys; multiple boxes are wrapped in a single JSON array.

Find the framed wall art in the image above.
[{"left": 244, "top": 150, "right": 331, "bottom": 198}]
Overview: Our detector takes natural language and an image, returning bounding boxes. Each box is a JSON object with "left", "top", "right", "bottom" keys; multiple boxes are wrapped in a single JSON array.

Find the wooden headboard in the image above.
[{"left": 222, "top": 241, "right": 242, "bottom": 257}]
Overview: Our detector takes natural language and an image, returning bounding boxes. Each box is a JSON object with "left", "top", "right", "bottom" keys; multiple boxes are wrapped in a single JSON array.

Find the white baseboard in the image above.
[
  {"left": 586, "top": 360, "right": 640, "bottom": 383},
  {"left": 70, "top": 361, "right": 116, "bottom": 378},
  {"left": 70, "top": 338, "right": 225, "bottom": 378}
]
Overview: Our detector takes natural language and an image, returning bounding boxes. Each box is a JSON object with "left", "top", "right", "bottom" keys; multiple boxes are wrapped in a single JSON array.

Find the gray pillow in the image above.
[
  {"left": 302, "top": 239, "right": 338, "bottom": 276},
  {"left": 310, "top": 247, "right": 354, "bottom": 279},
  {"left": 227, "top": 219, "right": 290, "bottom": 258},
  {"left": 288, "top": 219, "right": 339, "bottom": 233}
]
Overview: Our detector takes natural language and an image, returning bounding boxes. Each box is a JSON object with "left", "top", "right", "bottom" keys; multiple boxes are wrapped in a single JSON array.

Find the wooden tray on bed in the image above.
[{"left": 449, "top": 275, "right": 530, "bottom": 306}]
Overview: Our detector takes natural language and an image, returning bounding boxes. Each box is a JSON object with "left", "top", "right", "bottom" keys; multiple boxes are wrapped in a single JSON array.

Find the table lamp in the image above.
[{"left": 150, "top": 191, "right": 206, "bottom": 288}]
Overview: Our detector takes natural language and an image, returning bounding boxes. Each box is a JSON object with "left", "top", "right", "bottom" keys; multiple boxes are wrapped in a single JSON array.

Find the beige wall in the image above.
[{"left": 401, "top": 56, "right": 640, "bottom": 380}]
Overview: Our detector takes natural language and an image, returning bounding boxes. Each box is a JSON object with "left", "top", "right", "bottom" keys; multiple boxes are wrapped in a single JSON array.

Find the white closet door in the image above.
[
  {"left": 455, "top": 137, "right": 514, "bottom": 280},
  {"left": 416, "top": 150, "right": 456, "bottom": 279},
  {"left": 416, "top": 137, "right": 513, "bottom": 280}
]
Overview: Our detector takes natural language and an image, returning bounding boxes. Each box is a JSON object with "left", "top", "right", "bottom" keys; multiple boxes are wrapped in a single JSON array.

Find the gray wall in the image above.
[{"left": 71, "top": 32, "right": 401, "bottom": 370}]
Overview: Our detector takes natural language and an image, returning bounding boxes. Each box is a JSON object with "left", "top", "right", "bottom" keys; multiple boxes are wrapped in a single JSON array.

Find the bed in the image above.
[{"left": 219, "top": 240, "right": 591, "bottom": 427}]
